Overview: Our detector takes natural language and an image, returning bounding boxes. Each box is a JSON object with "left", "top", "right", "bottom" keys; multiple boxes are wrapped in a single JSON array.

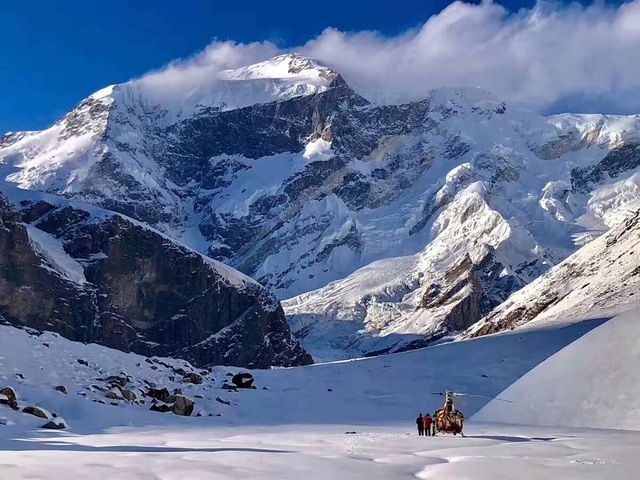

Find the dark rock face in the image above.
[
  {"left": 54, "top": 385, "right": 68, "bottom": 395},
  {"left": 420, "top": 250, "right": 524, "bottom": 333},
  {"left": 0, "top": 194, "right": 312, "bottom": 368},
  {"left": 231, "top": 372, "right": 255, "bottom": 389},
  {"left": 0, "top": 386, "right": 18, "bottom": 410},
  {"left": 41, "top": 419, "right": 66, "bottom": 430},
  {"left": 22, "top": 406, "right": 50, "bottom": 419},
  {"left": 0, "top": 199, "right": 96, "bottom": 339},
  {"left": 571, "top": 143, "right": 640, "bottom": 193}
]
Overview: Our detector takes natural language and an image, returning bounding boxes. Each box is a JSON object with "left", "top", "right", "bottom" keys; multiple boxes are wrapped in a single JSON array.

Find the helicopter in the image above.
[{"left": 430, "top": 389, "right": 512, "bottom": 436}]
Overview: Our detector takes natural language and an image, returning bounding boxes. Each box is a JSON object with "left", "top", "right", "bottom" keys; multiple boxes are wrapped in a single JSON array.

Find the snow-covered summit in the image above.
[
  {"left": 129, "top": 53, "right": 342, "bottom": 122},
  {"left": 220, "top": 53, "right": 337, "bottom": 84}
]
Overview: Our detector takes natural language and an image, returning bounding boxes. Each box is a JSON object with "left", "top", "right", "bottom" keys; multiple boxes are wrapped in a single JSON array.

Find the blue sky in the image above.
[{"left": 1, "top": 1, "right": 631, "bottom": 133}]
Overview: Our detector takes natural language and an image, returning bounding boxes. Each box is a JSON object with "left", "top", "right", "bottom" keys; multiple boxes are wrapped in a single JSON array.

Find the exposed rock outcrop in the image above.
[
  {"left": 0, "top": 194, "right": 312, "bottom": 368},
  {"left": 467, "top": 209, "right": 640, "bottom": 337},
  {"left": 420, "top": 249, "right": 525, "bottom": 333},
  {"left": 231, "top": 372, "right": 255, "bottom": 389},
  {"left": 0, "top": 386, "right": 18, "bottom": 410}
]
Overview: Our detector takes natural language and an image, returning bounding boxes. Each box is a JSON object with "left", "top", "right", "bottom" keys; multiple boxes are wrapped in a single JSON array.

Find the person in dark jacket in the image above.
[
  {"left": 416, "top": 414, "right": 425, "bottom": 436},
  {"left": 423, "top": 413, "right": 432, "bottom": 436}
]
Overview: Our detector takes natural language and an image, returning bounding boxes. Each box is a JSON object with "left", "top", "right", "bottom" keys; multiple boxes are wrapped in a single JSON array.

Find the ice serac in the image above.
[
  {"left": 466, "top": 208, "right": 640, "bottom": 337},
  {"left": 3, "top": 55, "right": 640, "bottom": 361},
  {"left": 0, "top": 193, "right": 312, "bottom": 368}
]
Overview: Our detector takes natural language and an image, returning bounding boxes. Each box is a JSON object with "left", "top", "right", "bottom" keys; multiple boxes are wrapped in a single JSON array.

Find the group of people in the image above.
[{"left": 416, "top": 413, "right": 436, "bottom": 436}]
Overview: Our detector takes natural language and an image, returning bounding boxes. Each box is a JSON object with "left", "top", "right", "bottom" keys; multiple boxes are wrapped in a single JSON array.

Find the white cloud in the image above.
[
  {"left": 135, "top": 1, "right": 640, "bottom": 113},
  {"left": 135, "top": 41, "right": 280, "bottom": 105}
]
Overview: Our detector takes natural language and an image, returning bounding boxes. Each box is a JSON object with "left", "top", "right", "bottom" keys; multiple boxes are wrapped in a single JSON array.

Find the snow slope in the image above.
[
  {"left": 0, "top": 315, "right": 601, "bottom": 430},
  {"left": 474, "top": 306, "right": 640, "bottom": 430},
  {"left": 1, "top": 303, "right": 639, "bottom": 478}
]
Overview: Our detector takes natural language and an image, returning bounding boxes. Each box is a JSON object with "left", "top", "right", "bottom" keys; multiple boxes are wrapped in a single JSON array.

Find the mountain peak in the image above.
[{"left": 220, "top": 53, "right": 338, "bottom": 85}]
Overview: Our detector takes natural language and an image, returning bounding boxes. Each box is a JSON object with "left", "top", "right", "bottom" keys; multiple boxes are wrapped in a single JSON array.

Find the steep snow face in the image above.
[
  {"left": 3, "top": 55, "right": 640, "bottom": 361},
  {"left": 466, "top": 209, "right": 640, "bottom": 337},
  {"left": 0, "top": 54, "right": 341, "bottom": 218},
  {"left": 548, "top": 113, "right": 640, "bottom": 149},
  {"left": 0, "top": 90, "right": 113, "bottom": 193},
  {"left": 220, "top": 54, "right": 336, "bottom": 83},
  {"left": 284, "top": 181, "right": 546, "bottom": 361},
  {"left": 26, "top": 225, "right": 87, "bottom": 285},
  {"left": 473, "top": 305, "right": 640, "bottom": 430}
]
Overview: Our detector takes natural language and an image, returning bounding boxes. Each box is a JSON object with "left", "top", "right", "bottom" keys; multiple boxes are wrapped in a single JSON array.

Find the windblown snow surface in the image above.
[{"left": 1, "top": 302, "right": 639, "bottom": 479}]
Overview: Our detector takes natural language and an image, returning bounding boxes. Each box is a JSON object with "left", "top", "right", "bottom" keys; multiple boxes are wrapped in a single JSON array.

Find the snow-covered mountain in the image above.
[
  {"left": 465, "top": 207, "right": 640, "bottom": 338},
  {"left": 2, "top": 53, "right": 640, "bottom": 361}
]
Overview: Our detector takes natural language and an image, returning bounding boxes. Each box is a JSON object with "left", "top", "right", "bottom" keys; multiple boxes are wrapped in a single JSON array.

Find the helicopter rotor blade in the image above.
[{"left": 451, "top": 393, "right": 513, "bottom": 403}]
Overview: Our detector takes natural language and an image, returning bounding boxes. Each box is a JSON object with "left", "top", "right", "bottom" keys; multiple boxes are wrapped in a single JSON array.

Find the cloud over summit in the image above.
[{"left": 138, "top": 1, "right": 640, "bottom": 114}]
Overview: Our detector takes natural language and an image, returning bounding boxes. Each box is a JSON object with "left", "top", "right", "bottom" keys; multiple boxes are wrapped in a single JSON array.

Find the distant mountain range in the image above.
[{"left": 2, "top": 53, "right": 639, "bottom": 363}]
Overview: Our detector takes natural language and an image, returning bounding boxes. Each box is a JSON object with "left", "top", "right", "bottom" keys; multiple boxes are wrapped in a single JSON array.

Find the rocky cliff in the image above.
[
  {"left": 0, "top": 193, "right": 311, "bottom": 368},
  {"left": 466, "top": 208, "right": 640, "bottom": 338}
]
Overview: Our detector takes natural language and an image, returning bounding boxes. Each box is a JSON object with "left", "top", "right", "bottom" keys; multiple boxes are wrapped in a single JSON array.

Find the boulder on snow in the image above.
[
  {"left": 149, "top": 402, "right": 173, "bottom": 413},
  {"left": 181, "top": 372, "right": 203, "bottom": 384},
  {"left": 216, "top": 397, "right": 232, "bottom": 406},
  {"left": 104, "top": 375, "right": 129, "bottom": 388},
  {"left": 0, "top": 387, "right": 18, "bottom": 410},
  {"left": 121, "top": 389, "right": 138, "bottom": 401},
  {"left": 54, "top": 385, "right": 68, "bottom": 395},
  {"left": 41, "top": 418, "right": 66, "bottom": 430},
  {"left": 231, "top": 372, "right": 254, "bottom": 389},
  {"left": 173, "top": 367, "right": 189, "bottom": 377},
  {"left": 172, "top": 394, "right": 194, "bottom": 416},
  {"left": 105, "top": 389, "right": 124, "bottom": 401},
  {"left": 22, "top": 406, "right": 51, "bottom": 419},
  {"left": 146, "top": 387, "right": 173, "bottom": 403}
]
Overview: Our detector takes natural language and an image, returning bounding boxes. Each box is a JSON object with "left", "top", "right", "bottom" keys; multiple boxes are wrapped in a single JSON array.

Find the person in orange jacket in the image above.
[{"left": 423, "top": 413, "right": 433, "bottom": 436}]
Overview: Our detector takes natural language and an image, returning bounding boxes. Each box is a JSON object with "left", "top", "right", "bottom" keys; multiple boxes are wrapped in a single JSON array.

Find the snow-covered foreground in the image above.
[
  {"left": 1, "top": 304, "right": 639, "bottom": 478},
  {"left": 1, "top": 423, "right": 638, "bottom": 479}
]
